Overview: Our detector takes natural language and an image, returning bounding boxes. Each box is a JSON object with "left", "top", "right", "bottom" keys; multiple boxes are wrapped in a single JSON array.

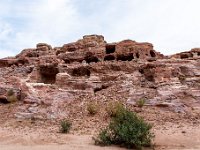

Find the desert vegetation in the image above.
[
  {"left": 60, "top": 119, "right": 72, "bottom": 134},
  {"left": 87, "top": 102, "right": 99, "bottom": 115},
  {"left": 94, "top": 104, "right": 154, "bottom": 149},
  {"left": 6, "top": 89, "right": 18, "bottom": 103},
  {"left": 136, "top": 99, "right": 146, "bottom": 108}
]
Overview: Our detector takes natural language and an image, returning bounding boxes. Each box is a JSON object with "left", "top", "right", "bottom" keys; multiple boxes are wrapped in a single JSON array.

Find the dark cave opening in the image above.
[
  {"left": 0, "top": 97, "right": 10, "bottom": 104},
  {"left": 85, "top": 52, "right": 99, "bottom": 63},
  {"left": 180, "top": 54, "right": 189, "bottom": 59},
  {"left": 106, "top": 45, "right": 116, "bottom": 54},
  {"left": 64, "top": 59, "right": 70, "bottom": 64},
  {"left": 150, "top": 50, "right": 156, "bottom": 57},
  {"left": 39, "top": 67, "right": 59, "bottom": 84},
  {"left": 117, "top": 53, "right": 134, "bottom": 61},
  {"left": 136, "top": 52, "right": 140, "bottom": 58},
  {"left": 180, "top": 53, "right": 193, "bottom": 59},
  {"left": 104, "top": 55, "right": 115, "bottom": 61},
  {"left": 72, "top": 67, "right": 91, "bottom": 77},
  {"left": 85, "top": 56, "right": 99, "bottom": 63}
]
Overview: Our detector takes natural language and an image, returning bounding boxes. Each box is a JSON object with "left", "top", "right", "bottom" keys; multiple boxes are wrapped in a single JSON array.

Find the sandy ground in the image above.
[
  {"left": 1, "top": 102, "right": 200, "bottom": 150},
  {"left": 0, "top": 122, "right": 200, "bottom": 150},
  {"left": 154, "top": 123, "right": 200, "bottom": 150},
  {"left": 0, "top": 128, "right": 126, "bottom": 150}
]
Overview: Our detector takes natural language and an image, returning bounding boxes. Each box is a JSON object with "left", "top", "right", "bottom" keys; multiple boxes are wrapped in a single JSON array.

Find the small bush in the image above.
[
  {"left": 105, "top": 102, "right": 124, "bottom": 117},
  {"left": 6, "top": 89, "right": 18, "bottom": 103},
  {"left": 7, "top": 89, "right": 14, "bottom": 96},
  {"left": 87, "top": 102, "right": 98, "bottom": 115},
  {"left": 7, "top": 95, "right": 18, "bottom": 103},
  {"left": 60, "top": 119, "right": 71, "bottom": 133},
  {"left": 94, "top": 105, "right": 154, "bottom": 149},
  {"left": 136, "top": 99, "right": 146, "bottom": 108}
]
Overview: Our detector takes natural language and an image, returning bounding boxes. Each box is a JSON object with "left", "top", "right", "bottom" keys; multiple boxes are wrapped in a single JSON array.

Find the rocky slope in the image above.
[{"left": 0, "top": 34, "right": 200, "bottom": 134}]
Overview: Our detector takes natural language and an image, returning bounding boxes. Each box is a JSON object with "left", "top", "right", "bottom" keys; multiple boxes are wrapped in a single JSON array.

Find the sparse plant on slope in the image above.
[
  {"left": 94, "top": 105, "right": 154, "bottom": 149},
  {"left": 136, "top": 99, "right": 146, "bottom": 108},
  {"left": 60, "top": 119, "right": 71, "bottom": 134},
  {"left": 105, "top": 102, "right": 124, "bottom": 117},
  {"left": 87, "top": 102, "right": 98, "bottom": 115},
  {"left": 6, "top": 89, "right": 18, "bottom": 103}
]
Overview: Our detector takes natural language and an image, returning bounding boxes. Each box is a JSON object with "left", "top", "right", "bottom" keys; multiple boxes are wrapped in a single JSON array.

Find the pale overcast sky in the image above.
[{"left": 0, "top": 0, "right": 200, "bottom": 58}]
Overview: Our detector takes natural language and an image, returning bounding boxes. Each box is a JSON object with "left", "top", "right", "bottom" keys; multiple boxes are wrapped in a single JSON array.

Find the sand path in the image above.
[{"left": 0, "top": 122, "right": 200, "bottom": 150}]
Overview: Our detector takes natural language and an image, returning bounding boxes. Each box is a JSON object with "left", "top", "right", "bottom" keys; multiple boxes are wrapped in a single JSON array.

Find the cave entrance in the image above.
[
  {"left": 117, "top": 53, "right": 134, "bottom": 61},
  {"left": 150, "top": 50, "right": 156, "bottom": 57},
  {"left": 72, "top": 67, "right": 91, "bottom": 77},
  {"left": 180, "top": 53, "right": 193, "bottom": 59},
  {"left": 104, "top": 55, "right": 115, "bottom": 61},
  {"left": 85, "top": 56, "right": 99, "bottom": 63},
  {"left": 85, "top": 52, "right": 99, "bottom": 63},
  {"left": 197, "top": 52, "right": 200, "bottom": 56},
  {"left": 39, "top": 67, "right": 59, "bottom": 84},
  {"left": 106, "top": 44, "right": 116, "bottom": 54},
  {"left": 64, "top": 59, "right": 70, "bottom": 64},
  {"left": 180, "top": 54, "right": 189, "bottom": 59},
  {"left": 0, "top": 96, "right": 10, "bottom": 104}
]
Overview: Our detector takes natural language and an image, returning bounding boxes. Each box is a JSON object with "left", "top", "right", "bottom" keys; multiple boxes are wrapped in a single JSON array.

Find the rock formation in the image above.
[{"left": 0, "top": 34, "right": 200, "bottom": 121}]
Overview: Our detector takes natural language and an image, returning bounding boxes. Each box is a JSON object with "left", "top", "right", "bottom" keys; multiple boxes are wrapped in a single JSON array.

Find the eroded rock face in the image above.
[
  {"left": 57, "top": 36, "right": 163, "bottom": 64},
  {"left": 0, "top": 34, "right": 200, "bottom": 119},
  {"left": 171, "top": 48, "right": 200, "bottom": 59}
]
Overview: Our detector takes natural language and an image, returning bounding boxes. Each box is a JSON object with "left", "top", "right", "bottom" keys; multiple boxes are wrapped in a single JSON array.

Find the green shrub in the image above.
[
  {"left": 136, "top": 99, "right": 146, "bottom": 108},
  {"left": 94, "top": 105, "right": 154, "bottom": 149},
  {"left": 87, "top": 102, "right": 98, "bottom": 115},
  {"left": 105, "top": 102, "right": 124, "bottom": 117},
  {"left": 93, "top": 128, "right": 112, "bottom": 146},
  {"left": 60, "top": 119, "right": 71, "bottom": 133}
]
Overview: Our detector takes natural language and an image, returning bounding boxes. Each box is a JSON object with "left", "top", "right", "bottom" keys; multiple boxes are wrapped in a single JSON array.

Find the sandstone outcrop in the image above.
[
  {"left": 0, "top": 34, "right": 200, "bottom": 121},
  {"left": 171, "top": 48, "right": 200, "bottom": 59}
]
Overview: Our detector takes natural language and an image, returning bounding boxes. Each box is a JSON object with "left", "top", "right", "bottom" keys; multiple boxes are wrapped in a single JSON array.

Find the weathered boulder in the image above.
[
  {"left": 36, "top": 43, "right": 52, "bottom": 50},
  {"left": 171, "top": 48, "right": 200, "bottom": 59}
]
